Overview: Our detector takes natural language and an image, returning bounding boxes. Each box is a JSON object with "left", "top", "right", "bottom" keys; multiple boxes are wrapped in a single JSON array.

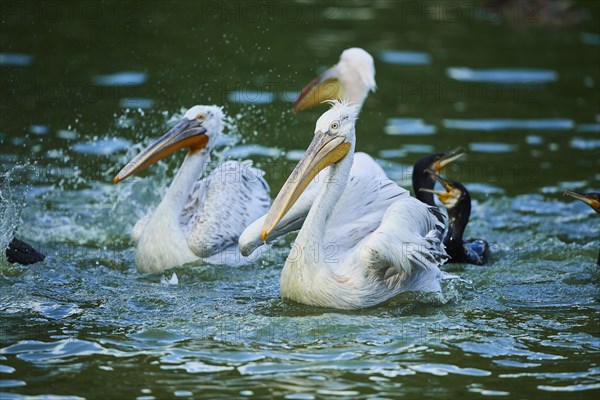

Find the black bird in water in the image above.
[
  {"left": 5, "top": 237, "right": 45, "bottom": 265},
  {"left": 564, "top": 191, "right": 600, "bottom": 265},
  {"left": 412, "top": 148, "right": 466, "bottom": 207},
  {"left": 420, "top": 173, "right": 489, "bottom": 265}
]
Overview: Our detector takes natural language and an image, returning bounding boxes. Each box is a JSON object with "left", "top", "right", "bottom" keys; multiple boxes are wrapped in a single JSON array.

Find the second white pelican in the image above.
[
  {"left": 293, "top": 47, "right": 376, "bottom": 113},
  {"left": 241, "top": 101, "right": 448, "bottom": 309},
  {"left": 114, "top": 105, "right": 270, "bottom": 273}
]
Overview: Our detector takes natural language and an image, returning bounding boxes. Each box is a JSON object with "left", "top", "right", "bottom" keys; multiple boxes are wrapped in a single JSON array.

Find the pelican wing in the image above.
[
  {"left": 179, "top": 177, "right": 211, "bottom": 225},
  {"left": 359, "top": 196, "right": 447, "bottom": 291},
  {"left": 351, "top": 152, "right": 387, "bottom": 177},
  {"left": 324, "top": 174, "right": 408, "bottom": 260},
  {"left": 239, "top": 152, "right": 385, "bottom": 255},
  {"left": 185, "top": 160, "right": 270, "bottom": 259}
]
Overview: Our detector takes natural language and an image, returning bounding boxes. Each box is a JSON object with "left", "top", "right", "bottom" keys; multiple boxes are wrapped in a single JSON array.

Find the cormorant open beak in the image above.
[
  {"left": 564, "top": 191, "right": 600, "bottom": 213},
  {"left": 419, "top": 171, "right": 455, "bottom": 204},
  {"left": 434, "top": 147, "right": 466, "bottom": 174},
  {"left": 260, "top": 131, "right": 350, "bottom": 240},
  {"left": 113, "top": 119, "right": 208, "bottom": 184},
  {"left": 293, "top": 65, "right": 344, "bottom": 113}
]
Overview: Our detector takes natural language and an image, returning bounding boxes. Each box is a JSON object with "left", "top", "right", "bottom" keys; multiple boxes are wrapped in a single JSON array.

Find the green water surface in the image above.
[{"left": 1, "top": 1, "right": 599, "bottom": 399}]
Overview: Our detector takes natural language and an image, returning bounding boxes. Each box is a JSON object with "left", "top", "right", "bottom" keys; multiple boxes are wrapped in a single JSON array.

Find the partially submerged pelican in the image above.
[
  {"left": 114, "top": 105, "right": 270, "bottom": 273},
  {"left": 242, "top": 101, "right": 447, "bottom": 309},
  {"left": 421, "top": 173, "right": 489, "bottom": 265}
]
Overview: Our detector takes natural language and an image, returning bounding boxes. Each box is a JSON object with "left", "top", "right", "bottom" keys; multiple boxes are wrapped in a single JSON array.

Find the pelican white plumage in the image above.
[
  {"left": 293, "top": 47, "right": 376, "bottom": 113},
  {"left": 114, "top": 105, "right": 270, "bottom": 273},
  {"left": 239, "top": 48, "right": 381, "bottom": 254},
  {"left": 241, "top": 101, "right": 447, "bottom": 309}
]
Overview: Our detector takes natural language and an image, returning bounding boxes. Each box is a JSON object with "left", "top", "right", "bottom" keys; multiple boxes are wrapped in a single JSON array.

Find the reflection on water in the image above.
[
  {"left": 1, "top": 0, "right": 599, "bottom": 398},
  {"left": 442, "top": 119, "right": 575, "bottom": 131},
  {"left": 72, "top": 138, "right": 131, "bottom": 156},
  {"left": 118, "top": 98, "right": 155, "bottom": 109},
  {"left": 447, "top": 67, "right": 558, "bottom": 84},
  {"left": 379, "top": 50, "right": 431, "bottom": 65},
  {"left": 385, "top": 118, "right": 437, "bottom": 135},
  {"left": 92, "top": 71, "right": 147, "bottom": 86},
  {"left": 0, "top": 53, "right": 33, "bottom": 66},
  {"left": 469, "top": 142, "right": 518, "bottom": 153}
]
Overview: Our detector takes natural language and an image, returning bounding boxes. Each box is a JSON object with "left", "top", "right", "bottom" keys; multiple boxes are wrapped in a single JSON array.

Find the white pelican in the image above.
[
  {"left": 239, "top": 48, "right": 383, "bottom": 255},
  {"left": 241, "top": 101, "right": 447, "bottom": 309},
  {"left": 114, "top": 105, "right": 270, "bottom": 273},
  {"left": 293, "top": 47, "right": 376, "bottom": 113}
]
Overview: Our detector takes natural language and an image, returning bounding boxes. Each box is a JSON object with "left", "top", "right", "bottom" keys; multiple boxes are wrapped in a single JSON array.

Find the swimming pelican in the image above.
[
  {"left": 564, "top": 190, "right": 599, "bottom": 265},
  {"left": 421, "top": 173, "right": 489, "bottom": 265},
  {"left": 239, "top": 48, "right": 382, "bottom": 255},
  {"left": 114, "top": 105, "right": 270, "bottom": 273},
  {"left": 412, "top": 148, "right": 466, "bottom": 206},
  {"left": 243, "top": 101, "right": 447, "bottom": 309}
]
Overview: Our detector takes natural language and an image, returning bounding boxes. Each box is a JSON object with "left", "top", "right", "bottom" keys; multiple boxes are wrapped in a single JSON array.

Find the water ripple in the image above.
[
  {"left": 538, "top": 383, "right": 600, "bottom": 392},
  {"left": 161, "top": 361, "right": 234, "bottom": 373},
  {"left": 410, "top": 363, "right": 491, "bottom": 377}
]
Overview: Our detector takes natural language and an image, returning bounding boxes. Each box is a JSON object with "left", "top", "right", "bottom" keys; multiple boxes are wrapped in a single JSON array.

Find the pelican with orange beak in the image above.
[
  {"left": 114, "top": 105, "right": 270, "bottom": 273},
  {"left": 293, "top": 47, "right": 376, "bottom": 113},
  {"left": 241, "top": 101, "right": 447, "bottom": 309}
]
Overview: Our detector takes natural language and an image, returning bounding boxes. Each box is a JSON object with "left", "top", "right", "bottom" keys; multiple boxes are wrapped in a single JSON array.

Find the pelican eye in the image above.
[
  {"left": 329, "top": 121, "right": 340, "bottom": 132},
  {"left": 196, "top": 113, "right": 206, "bottom": 122}
]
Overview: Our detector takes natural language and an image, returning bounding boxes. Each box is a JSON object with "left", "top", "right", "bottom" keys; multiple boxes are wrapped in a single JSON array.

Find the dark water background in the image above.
[{"left": 1, "top": 1, "right": 599, "bottom": 398}]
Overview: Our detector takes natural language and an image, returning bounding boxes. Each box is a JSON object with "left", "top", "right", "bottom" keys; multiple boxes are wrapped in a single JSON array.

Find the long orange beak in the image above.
[
  {"left": 260, "top": 130, "right": 350, "bottom": 240},
  {"left": 419, "top": 172, "right": 460, "bottom": 206},
  {"left": 293, "top": 65, "right": 344, "bottom": 113},
  {"left": 113, "top": 118, "right": 208, "bottom": 184}
]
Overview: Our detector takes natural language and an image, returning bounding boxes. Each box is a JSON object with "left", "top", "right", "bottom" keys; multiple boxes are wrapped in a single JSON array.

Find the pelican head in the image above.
[
  {"left": 420, "top": 173, "right": 466, "bottom": 210},
  {"left": 113, "top": 105, "right": 224, "bottom": 183},
  {"left": 564, "top": 191, "right": 600, "bottom": 213},
  {"left": 261, "top": 101, "right": 359, "bottom": 240},
  {"left": 293, "top": 48, "right": 376, "bottom": 112}
]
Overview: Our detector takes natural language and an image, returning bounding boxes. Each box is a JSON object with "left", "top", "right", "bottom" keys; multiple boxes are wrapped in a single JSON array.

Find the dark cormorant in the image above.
[
  {"left": 412, "top": 148, "right": 466, "bottom": 207},
  {"left": 421, "top": 173, "right": 489, "bottom": 265}
]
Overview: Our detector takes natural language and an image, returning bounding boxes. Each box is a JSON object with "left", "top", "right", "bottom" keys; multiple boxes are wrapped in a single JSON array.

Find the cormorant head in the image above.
[{"left": 420, "top": 172, "right": 469, "bottom": 210}]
